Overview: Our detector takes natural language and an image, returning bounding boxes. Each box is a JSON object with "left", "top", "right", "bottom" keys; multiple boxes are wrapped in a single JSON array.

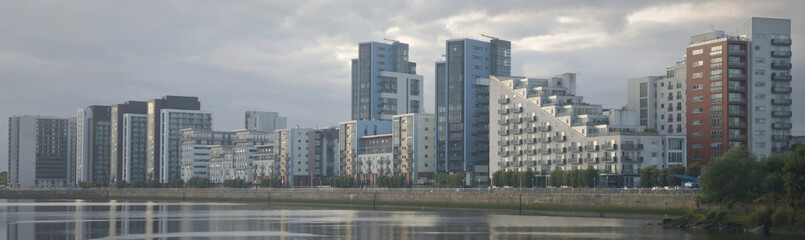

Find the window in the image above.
[
  {"left": 711, "top": 118, "right": 722, "bottom": 127},
  {"left": 711, "top": 142, "right": 723, "bottom": 151},
  {"left": 692, "top": 84, "right": 703, "bottom": 90},
  {"left": 710, "top": 106, "right": 723, "bottom": 115},
  {"left": 755, "top": 106, "right": 766, "bottom": 111},
  {"left": 692, "top": 60, "right": 703, "bottom": 67},
  {"left": 710, "top": 81, "right": 723, "bottom": 92},
  {"left": 692, "top": 108, "right": 704, "bottom": 114},
  {"left": 692, "top": 120, "right": 704, "bottom": 125},
  {"left": 754, "top": 81, "right": 766, "bottom": 87},
  {"left": 710, "top": 94, "right": 723, "bottom": 103},
  {"left": 710, "top": 69, "right": 723, "bottom": 80},
  {"left": 692, "top": 96, "right": 703, "bottom": 102},
  {"left": 692, "top": 72, "right": 703, "bottom": 79},
  {"left": 755, "top": 94, "right": 765, "bottom": 100},
  {"left": 710, "top": 58, "right": 723, "bottom": 68},
  {"left": 711, "top": 130, "right": 723, "bottom": 139},
  {"left": 755, "top": 118, "right": 766, "bottom": 124},
  {"left": 692, "top": 49, "right": 703, "bottom": 55},
  {"left": 692, "top": 144, "right": 704, "bottom": 149},
  {"left": 693, "top": 131, "right": 704, "bottom": 137}
]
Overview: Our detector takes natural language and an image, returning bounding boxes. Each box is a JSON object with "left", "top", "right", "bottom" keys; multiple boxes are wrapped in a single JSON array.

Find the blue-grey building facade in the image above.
[
  {"left": 351, "top": 41, "right": 423, "bottom": 121},
  {"left": 435, "top": 37, "right": 510, "bottom": 185}
]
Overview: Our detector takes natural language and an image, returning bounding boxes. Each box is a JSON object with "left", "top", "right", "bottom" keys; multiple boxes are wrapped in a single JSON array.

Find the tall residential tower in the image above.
[{"left": 351, "top": 41, "right": 424, "bottom": 121}]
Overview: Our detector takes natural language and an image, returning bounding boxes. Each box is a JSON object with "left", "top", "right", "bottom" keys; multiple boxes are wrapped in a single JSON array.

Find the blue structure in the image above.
[
  {"left": 351, "top": 41, "right": 422, "bottom": 121},
  {"left": 435, "top": 37, "right": 511, "bottom": 185}
]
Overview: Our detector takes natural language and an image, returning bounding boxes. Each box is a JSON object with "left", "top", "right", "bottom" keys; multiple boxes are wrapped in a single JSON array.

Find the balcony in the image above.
[
  {"left": 621, "top": 144, "right": 643, "bottom": 150},
  {"left": 728, "top": 85, "right": 746, "bottom": 91},
  {"left": 511, "top": 161, "right": 522, "bottom": 167},
  {"left": 498, "top": 108, "right": 509, "bottom": 115},
  {"left": 602, "top": 156, "right": 616, "bottom": 163},
  {"left": 525, "top": 138, "right": 537, "bottom": 144},
  {"left": 729, "top": 97, "right": 746, "bottom": 103},
  {"left": 512, "top": 150, "right": 523, "bottom": 155},
  {"left": 554, "top": 135, "right": 567, "bottom": 142},
  {"left": 772, "top": 111, "right": 793, "bottom": 117},
  {"left": 772, "top": 62, "right": 792, "bottom": 70},
  {"left": 601, "top": 143, "right": 617, "bottom": 151},
  {"left": 568, "top": 158, "right": 582, "bottom": 164},
  {"left": 525, "top": 160, "right": 537, "bottom": 166},
  {"left": 525, "top": 149, "right": 537, "bottom": 155},
  {"left": 512, "top": 129, "right": 524, "bottom": 135},
  {"left": 552, "top": 147, "right": 566, "bottom": 154},
  {"left": 538, "top": 137, "right": 551, "bottom": 143},
  {"left": 772, "top": 87, "right": 793, "bottom": 93},
  {"left": 551, "top": 159, "right": 565, "bottom": 165},
  {"left": 728, "top": 61, "right": 746, "bottom": 67},
  {"left": 538, "top": 148, "right": 551, "bottom": 155},
  {"left": 498, "top": 98, "right": 510, "bottom": 104},
  {"left": 584, "top": 145, "right": 598, "bottom": 152},
  {"left": 729, "top": 108, "right": 746, "bottom": 115},
  {"left": 511, "top": 139, "right": 523, "bottom": 145},
  {"left": 569, "top": 146, "right": 582, "bottom": 153},
  {"left": 512, "top": 117, "right": 523, "bottom": 123},
  {"left": 772, "top": 99, "right": 792, "bottom": 105},
  {"left": 497, "top": 129, "right": 510, "bottom": 136},
  {"left": 525, "top": 127, "right": 537, "bottom": 133},
  {"left": 497, "top": 151, "right": 509, "bottom": 157},
  {"left": 622, "top": 156, "right": 643, "bottom": 163},
  {"left": 583, "top": 157, "right": 597, "bottom": 164},
  {"left": 497, "top": 119, "right": 509, "bottom": 125},
  {"left": 771, "top": 51, "right": 792, "bottom": 58},
  {"left": 728, "top": 49, "right": 746, "bottom": 54},
  {"left": 772, "top": 38, "right": 792, "bottom": 45},
  {"left": 525, "top": 116, "right": 537, "bottom": 122},
  {"left": 538, "top": 126, "right": 552, "bottom": 132},
  {"left": 729, "top": 121, "right": 747, "bottom": 127},
  {"left": 772, "top": 122, "right": 793, "bottom": 129},
  {"left": 497, "top": 140, "right": 510, "bottom": 146},
  {"left": 772, "top": 135, "right": 792, "bottom": 141},
  {"left": 729, "top": 134, "right": 747, "bottom": 140},
  {"left": 512, "top": 107, "right": 523, "bottom": 113},
  {"left": 728, "top": 73, "right": 747, "bottom": 79},
  {"left": 497, "top": 161, "right": 509, "bottom": 167},
  {"left": 772, "top": 74, "right": 792, "bottom": 81},
  {"left": 538, "top": 159, "right": 551, "bottom": 165}
]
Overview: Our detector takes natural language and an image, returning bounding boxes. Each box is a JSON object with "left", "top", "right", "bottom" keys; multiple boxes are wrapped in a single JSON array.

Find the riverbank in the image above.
[{"left": 0, "top": 188, "right": 695, "bottom": 218}]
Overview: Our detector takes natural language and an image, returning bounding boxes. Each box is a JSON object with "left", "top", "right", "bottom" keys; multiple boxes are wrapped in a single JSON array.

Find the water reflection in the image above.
[{"left": 0, "top": 199, "right": 792, "bottom": 239}]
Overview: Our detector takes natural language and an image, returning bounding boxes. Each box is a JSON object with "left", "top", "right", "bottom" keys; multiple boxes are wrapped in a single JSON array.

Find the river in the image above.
[{"left": 0, "top": 199, "right": 790, "bottom": 239}]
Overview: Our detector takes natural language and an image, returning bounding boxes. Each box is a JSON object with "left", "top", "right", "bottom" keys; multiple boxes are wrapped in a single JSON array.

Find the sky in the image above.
[{"left": 1, "top": 0, "right": 804, "bottom": 172}]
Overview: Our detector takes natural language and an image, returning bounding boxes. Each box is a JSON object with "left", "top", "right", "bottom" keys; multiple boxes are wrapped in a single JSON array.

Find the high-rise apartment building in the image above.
[
  {"left": 489, "top": 75, "right": 686, "bottom": 187},
  {"left": 8, "top": 116, "right": 76, "bottom": 188},
  {"left": 435, "top": 37, "right": 511, "bottom": 185},
  {"left": 686, "top": 30, "right": 750, "bottom": 165},
  {"left": 627, "top": 76, "right": 661, "bottom": 129},
  {"left": 179, "top": 129, "right": 234, "bottom": 182},
  {"left": 245, "top": 111, "right": 287, "bottom": 132},
  {"left": 76, "top": 105, "right": 111, "bottom": 186},
  {"left": 157, "top": 109, "right": 212, "bottom": 183},
  {"left": 338, "top": 120, "right": 392, "bottom": 183},
  {"left": 626, "top": 61, "right": 687, "bottom": 135},
  {"left": 274, "top": 128, "right": 312, "bottom": 186},
  {"left": 146, "top": 96, "right": 202, "bottom": 183},
  {"left": 730, "top": 17, "right": 793, "bottom": 157},
  {"left": 351, "top": 41, "right": 424, "bottom": 121},
  {"left": 120, "top": 113, "right": 147, "bottom": 183},
  {"left": 392, "top": 113, "right": 436, "bottom": 185},
  {"left": 110, "top": 101, "right": 147, "bottom": 184}
]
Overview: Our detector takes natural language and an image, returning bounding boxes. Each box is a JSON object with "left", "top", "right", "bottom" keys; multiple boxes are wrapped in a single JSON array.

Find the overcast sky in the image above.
[{"left": 1, "top": 0, "right": 803, "bottom": 171}]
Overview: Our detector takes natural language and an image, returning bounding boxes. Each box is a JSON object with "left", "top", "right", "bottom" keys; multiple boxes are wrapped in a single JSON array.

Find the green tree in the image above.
[
  {"left": 188, "top": 177, "right": 209, "bottom": 188},
  {"left": 147, "top": 180, "right": 161, "bottom": 188},
  {"left": 684, "top": 163, "right": 702, "bottom": 178},
  {"left": 549, "top": 169, "right": 564, "bottom": 187},
  {"left": 584, "top": 167, "right": 599, "bottom": 187},
  {"left": 663, "top": 164, "right": 686, "bottom": 186},
  {"left": 492, "top": 170, "right": 504, "bottom": 187},
  {"left": 223, "top": 178, "right": 246, "bottom": 188},
  {"left": 130, "top": 179, "right": 146, "bottom": 188},
  {"left": 169, "top": 178, "right": 185, "bottom": 188},
  {"left": 0, "top": 171, "right": 8, "bottom": 187},
  {"left": 79, "top": 181, "right": 94, "bottom": 188},
  {"left": 330, "top": 176, "right": 354, "bottom": 188},
  {"left": 640, "top": 166, "right": 661, "bottom": 188},
  {"left": 700, "top": 147, "right": 764, "bottom": 205},
  {"left": 115, "top": 180, "right": 128, "bottom": 188},
  {"left": 783, "top": 155, "right": 805, "bottom": 211}
]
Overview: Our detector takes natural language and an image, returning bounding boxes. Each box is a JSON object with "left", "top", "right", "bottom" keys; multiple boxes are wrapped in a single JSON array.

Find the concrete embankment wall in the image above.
[{"left": 0, "top": 189, "right": 698, "bottom": 212}]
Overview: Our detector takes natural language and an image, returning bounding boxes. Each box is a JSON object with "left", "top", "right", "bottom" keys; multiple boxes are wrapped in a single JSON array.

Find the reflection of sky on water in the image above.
[{"left": 0, "top": 199, "right": 789, "bottom": 240}]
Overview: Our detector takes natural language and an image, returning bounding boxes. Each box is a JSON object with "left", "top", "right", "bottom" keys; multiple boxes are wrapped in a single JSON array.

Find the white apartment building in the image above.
[
  {"left": 392, "top": 113, "right": 436, "bottom": 185},
  {"left": 179, "top": 129, "right": 234, "bottom": 182},
  {"left": 274, "top": 128, "right": 312, "bottom": 186},
  {"left": 158, "top": 109, "right": 212, "bottom": 184},
  {"left": 489, "top": 75, "right": 686, "bottom": 187}
]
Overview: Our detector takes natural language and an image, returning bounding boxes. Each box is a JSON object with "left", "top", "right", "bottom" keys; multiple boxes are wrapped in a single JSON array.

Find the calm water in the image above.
[{"left": 0, "top": 199, "right": 790, "bottom": 239}]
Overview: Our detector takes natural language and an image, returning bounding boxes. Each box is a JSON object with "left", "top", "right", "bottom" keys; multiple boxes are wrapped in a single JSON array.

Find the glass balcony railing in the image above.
[
  {"left": 772, "top": 75, "right": 792, "bottom": 81},
  {"left": 771, "top": 87, "right": 793, "bottom": 93},
  {"left": 771, "top": 51, "right": 792, "bottom": 58},
  {"left": 772, "top": 62, "right": 792, "bottom": 70},
  {"left": 771, "top": 38, "right": 792, "bottom": 45},
  {"left": 772, "top": 111, "right": 792, "bottom": 117},
  {"left": 772, "top": 122, "right": 793, "bottom": 129}
]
